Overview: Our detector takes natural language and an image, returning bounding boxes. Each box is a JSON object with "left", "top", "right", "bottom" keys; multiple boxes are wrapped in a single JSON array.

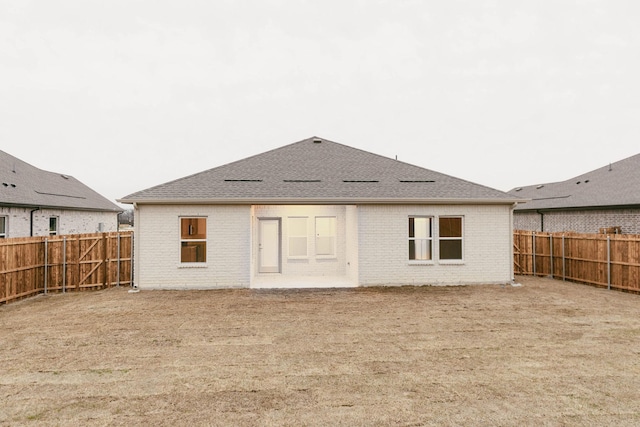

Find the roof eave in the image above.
[
  {"left": 0, "top": 202, "right": 122, "bottom": 213},
  {"left": 515, "top": 203, "right": 640, "bottom": 213},
  {"left": 118, "top": 197, "right": 524, "bottom": 206}
]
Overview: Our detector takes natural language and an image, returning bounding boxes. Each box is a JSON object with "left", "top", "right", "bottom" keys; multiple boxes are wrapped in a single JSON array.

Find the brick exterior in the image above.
[
  {"left": 0, "top": 206, "right": 118, "bottom": 238},
  {"left": 134, "top": 203, "right": 514, "bottom": 289},
  {"left": 134, "top": 204, "right": 251, "bottom": 289},
  {"left": 357, "top": 204, "right": 513, "bottom": 286},
  {"left": 514, "top": 209, "right": 640, "bottom": 234}
]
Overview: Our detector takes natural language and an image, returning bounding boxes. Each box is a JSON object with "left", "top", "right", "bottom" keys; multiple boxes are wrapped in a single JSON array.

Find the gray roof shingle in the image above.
[
  {"left": 120, "top": 137, "right": 520, "bottom": 205},
  {"left": 509, "top": 153, "right": 640, "bottom": 211},
  {"left": 1, "top": 150, "right": 121, "bottom": 212}
]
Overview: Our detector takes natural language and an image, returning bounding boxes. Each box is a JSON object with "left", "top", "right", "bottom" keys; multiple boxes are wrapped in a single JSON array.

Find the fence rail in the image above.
[
  {"left": 514, "top": 230, "right": 640, "bottom": 293},
  {"left": 0, "top": 231, "right": 133, "bottom": 304}
]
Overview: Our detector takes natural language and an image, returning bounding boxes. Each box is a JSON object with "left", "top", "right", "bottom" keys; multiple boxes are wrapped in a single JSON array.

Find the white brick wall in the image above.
[
  {"left": 357, "top": 204, "right": 513, "bottom": 286},
  {"left": 134, "top": 203, "right": 513, "bottom": 289},
  {"left": 0, "top": 206, "right": 118, "bottom": 238},
  {"left": 135, "top": 204, "right": 251, "bottom": 289}
]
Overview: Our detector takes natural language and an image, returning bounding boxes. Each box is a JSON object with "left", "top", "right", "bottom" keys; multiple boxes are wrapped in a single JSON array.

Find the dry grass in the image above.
[{"left": 1, "top": 276, "right": 640, "bottom": 426}]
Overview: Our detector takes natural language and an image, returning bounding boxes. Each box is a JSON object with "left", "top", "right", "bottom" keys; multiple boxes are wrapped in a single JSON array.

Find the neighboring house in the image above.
[
  {"left": 0, "top": 150, "right": 122, "bottom": 238},
  {"left": 508, "top": 153, "right": 640, "bottom": 233},
  {"left": 118, "top": 137, "right": 522, "bottom": 289}
]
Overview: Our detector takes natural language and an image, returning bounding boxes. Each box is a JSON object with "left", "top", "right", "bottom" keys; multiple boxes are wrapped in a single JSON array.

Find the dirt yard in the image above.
[{"left": 1, "top": 276, "right": 639, "bottom": 426}]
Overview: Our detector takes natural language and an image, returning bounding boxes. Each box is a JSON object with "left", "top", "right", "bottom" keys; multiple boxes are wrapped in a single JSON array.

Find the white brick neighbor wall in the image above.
[
  {"left": 514, "top": 209, "right": 640, "bottom": 234},
  {"left": 134, "top": 204, "right": 251, "bottom": 289},
  {"left": 357, "top": 204, "right": 513, "bottom": 286},
  {"left": 0, "top": 206, "right": 118, "bottom": 238}
]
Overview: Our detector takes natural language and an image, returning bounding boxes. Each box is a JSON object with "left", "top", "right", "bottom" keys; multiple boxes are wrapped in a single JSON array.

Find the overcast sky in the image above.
[{"left": 2, "top": 0, "right": 639, "bottom": 206}]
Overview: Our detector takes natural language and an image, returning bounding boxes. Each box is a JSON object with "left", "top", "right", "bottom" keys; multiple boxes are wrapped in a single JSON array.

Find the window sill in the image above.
[
  {"left": 178, "top": 263, "right": 208, "bottom": 268},
  {"left": 316, "top": 255, "right": 337, "bottom": 260},
  {"left": 438, "top": 260, "right": 465, "bottom": 265},
  {"left": 408, "top": 261, "right": 434, "bottom": 266}
]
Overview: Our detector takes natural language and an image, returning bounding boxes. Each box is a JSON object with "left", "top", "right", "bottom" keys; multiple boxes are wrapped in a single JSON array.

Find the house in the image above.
[
  {"left": 118, "top": 137, "right": 522, "bottom": 289},
  {"left": 0, "top": 150, "right": 122, "bottom": 238},
  {"left": 508, "top": 153, "right": 640, "bottom": 234}
]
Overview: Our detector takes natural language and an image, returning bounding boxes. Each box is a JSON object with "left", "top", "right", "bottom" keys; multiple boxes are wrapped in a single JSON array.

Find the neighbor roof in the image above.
[
  {"left": 119, "top": 137, "right": 521, "bottom": 205},
  {"left": 0, "top": 150, "right": 121, "bottom": 212},
  {"left": 509, "top": 153, "right": 640, "bottom": 211}
]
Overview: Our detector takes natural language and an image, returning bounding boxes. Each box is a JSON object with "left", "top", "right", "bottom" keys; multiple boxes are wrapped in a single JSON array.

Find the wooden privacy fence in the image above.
[
  {"left": 514, "top": 230, "right": 640, "bottom": 293},
  {"left": 0, "top": 231, "right": 133, "bottom": 304}
]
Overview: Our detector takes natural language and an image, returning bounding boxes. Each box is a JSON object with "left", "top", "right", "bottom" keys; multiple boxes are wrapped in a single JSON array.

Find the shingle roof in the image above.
[
  {"left": 0, "top": 150, "right": 121, "bottom": 212},
  {"left": 509, "top": 153, "right": 640, "bottom": 211},
  {"left": 119, "top": 137, "right": 520, "bottom": 205}
]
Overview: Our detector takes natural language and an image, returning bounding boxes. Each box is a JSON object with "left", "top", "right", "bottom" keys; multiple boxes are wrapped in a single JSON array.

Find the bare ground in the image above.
[{"left": 1, "top": 276, "right": 640, "bottom": 426}]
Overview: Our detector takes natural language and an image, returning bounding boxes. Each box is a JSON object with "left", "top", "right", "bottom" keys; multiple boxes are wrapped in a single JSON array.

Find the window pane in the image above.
[
  {"left": 316, "top": 236, "right": 335, "bottom": 256},
  {"left": 315, "top": 217, "right": 335, "bottom": 237},
  {"left": 410, "top": 217, "right": 431, "bottom": 238},
  {"left": 440, "top": 217, "right": 462, "bottom": 237},
  {"left": 181, "top": 218, "right": 206, "bottom": 239},
  {"left": 289, "top": 217, "right": 307, "bottom": 236},
  {"left": 289, "top": 236, "right": 307, "bottom": 257},
  {"left": 409, "top": 239, "right": 431, "bottom": 260},
  {"left": 181, "top": 241, "right": 206, "bottom": 262},
  {"left": 440, "top": 240, "right": 462, "bottom": 260},
  {"left": 0, "top": 217, "right": 5, "bottom": 233},
  {"left": 315, "top": 217, "right": 336, "bottom": 256}
]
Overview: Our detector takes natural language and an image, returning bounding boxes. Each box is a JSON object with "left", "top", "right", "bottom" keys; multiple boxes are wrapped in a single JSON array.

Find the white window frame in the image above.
[
  {"left": 49, "top": 216, "right": 59, "bottom": 236},
  {"left": 438, "top": 216, "right": 464, "bottom": 263},
  {"left": 179, "top": 216, "right": 208, "bottom": 265},
  {"left": 408, "top": 216, "right": 433, "bottom": 263},
  {"left": 0, "top": 216, "right": 7, "bottom": 238},
  {"left": 287, "top": 216, "right": 308, "bottom": 258},
  {"left": 315, "top": 216, "right": 337, "bottom": 258}
]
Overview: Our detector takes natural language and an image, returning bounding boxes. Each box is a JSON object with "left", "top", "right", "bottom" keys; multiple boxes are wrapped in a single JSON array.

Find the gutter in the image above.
[{"left": 117, "top": 197, "right": 526, "bottom": 206}]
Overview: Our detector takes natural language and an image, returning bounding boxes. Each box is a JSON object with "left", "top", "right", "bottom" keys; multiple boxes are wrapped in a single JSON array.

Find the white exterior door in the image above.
[{"left": 259, "top": 219, "right": 280, "bottom": 273}]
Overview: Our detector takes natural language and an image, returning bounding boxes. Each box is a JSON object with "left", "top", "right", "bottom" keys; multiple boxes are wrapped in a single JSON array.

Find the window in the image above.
[
  {"left": 439, "top": 217, "right": 463, "bottom": 260},
  {"left": 49, "top": 217, "right": 58, "bottom": 236},
  {"left": 288, "top": 217, "right": 308, "bottom": 257},
  {"left": 315, "top": 216, "right": 336, "bottom": 257},
  {"left": 180, "top": 217, "right": 206, "bottom": 263},
  {"left": 0, "top": 216, "right": 6, "bottom": 238},
  {"left": 409, "top": 217, "right": 432, "bottom": 260}
]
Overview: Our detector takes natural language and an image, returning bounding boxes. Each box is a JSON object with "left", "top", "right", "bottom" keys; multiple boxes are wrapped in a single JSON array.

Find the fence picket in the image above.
[
  {"left": 0, "top": 231, "right": 133, "bottom": 304},
  {"left": 514, "top": 230, "right": 640, "bottom": 294}
]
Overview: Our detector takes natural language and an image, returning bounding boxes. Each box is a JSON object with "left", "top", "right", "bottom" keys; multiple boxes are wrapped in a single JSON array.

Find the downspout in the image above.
[
  {"left": 30, "top": 207, "right": 40, "bottom": 236},
  {"left": 536, "top": 210, "right": 544, "bottom": 232}
]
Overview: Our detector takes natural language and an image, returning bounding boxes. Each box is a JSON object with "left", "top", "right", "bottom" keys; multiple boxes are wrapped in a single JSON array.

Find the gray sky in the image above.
[{"left": 2, "top": 0, "right": 639, "bottom": 206}]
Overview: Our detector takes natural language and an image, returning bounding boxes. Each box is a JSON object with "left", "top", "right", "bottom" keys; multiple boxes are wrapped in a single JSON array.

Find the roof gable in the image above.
[
  {"left": 120, "top": 137, "right": 519, "bottom": 204},
  {"left": 0, "top": 150, "right": 121, "bottom": 212},
  {"left": 509, "top": 153, "right": 640, "bottom": 210}
]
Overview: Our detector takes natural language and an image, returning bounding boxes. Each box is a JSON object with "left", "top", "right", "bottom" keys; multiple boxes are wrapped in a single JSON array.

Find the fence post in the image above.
[
  {"left": 44, "top": 238, "right": 48, "bottom": 295},
  {"left": 562, "top": 234, "right": 565, "bottom": 281},
  {"left": 116, "top": 233, "right": 121, "bottom": 287},
  {"left": 607, "top": 236, "right": 611, "bottom": 290},
  {"left": 549, "top": 234, "right": 553, "bottom": 278},
  {"left": 532, "top": 231, "right": 536, "bottom": 276},
  {"left": 63, "top": 237, "right": 67, "bottom": 293},
  {"left": 130, "top": 233, "right": 134, "bottom": 288},
  {"left": 102, "top": 233, "right": 108, "bottom": 287}
]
